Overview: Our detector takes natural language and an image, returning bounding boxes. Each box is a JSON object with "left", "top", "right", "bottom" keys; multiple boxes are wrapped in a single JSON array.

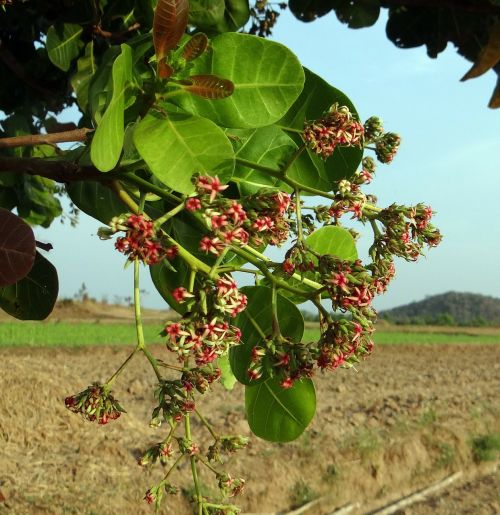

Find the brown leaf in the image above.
[
  {"left": 153, "top": 0, "right": 189, "bottom": 63},
  {"left": 182, "top": 33, "right": 209, "bottom": 61},
  {"left": 488, "top": 75, "right": 500, "bottom": 108},
  {"left": 0, "top": 490, "right": 5, "bottom": 502},
  {"left": 462, "top": 19, "right": 500, "bottom": 81},
  {"left": 158, "top": 59, "right": 174, "bottom": 80},
  {"left": 184, "top": 75, "right": 235, "bottom": 99},
  {"left": 0, "top": 208, "right": 36, "bottom": 287}
]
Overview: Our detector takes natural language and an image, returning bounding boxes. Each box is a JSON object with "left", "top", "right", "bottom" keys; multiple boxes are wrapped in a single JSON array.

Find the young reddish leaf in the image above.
[
  {"left": 0, "top": 208, "right": 36, "bottom": 287},
  {"left": 184, "top": 75, "right": 234, "bottom": 99},
  {"left": 153, "top": 0, "right": 189, "bottom": 64},
  {"left": 158, "top": 59, "right": 174, "bottom": 79},
  {"left": 182, "top": 33, "right": 208, "bottom": 61}
]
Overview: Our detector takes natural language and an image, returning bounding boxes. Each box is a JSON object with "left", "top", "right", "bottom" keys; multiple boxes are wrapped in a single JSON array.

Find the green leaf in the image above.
[
  {"left": 245, "top": 377, "right": 316, "bottom": 442},
  {"left": 90, "top": 44, "right": 133, "bottom": 172},
  {"left": 305, "top": 225, "right": 358, "bottom": 260},
  {"left": 66, "top": 181, "right": 129, "bottom": 225},
  {"left": 134, "top": 111, "right": 235, "bottom": 194},
  {"left": 0, "top": 252, "right": 58, "bottom": 320},
  {"left": 71, "top": 42, "right": 96, "bottom": 111},
  {"left": 230, "top": 126, "right": 295, "bottom": 195},
  {"left": 171, "top": 33, "right": 305, "bottom": 128},
  {"left": 218, "top": 355, "right": 237, "bottom": 390},
  {"left": 189, "top": 0, "right": 249, "bottom": 33},
  {"left": 88, "top": 46, "right": 121, "bottom": 124},
  {"left": 150, "top": 256, "right": 203, "bottom": 314},
  {"left": 278, "top": 68, "right": 363, "bottom": 191},
  {"left": 16, "top": 176, "right": 62, "bottom": 228},
  {"left": 263, "top": 226, "right": 357, "bottom": 304},
  {"left": 230, "top": 286, "right": 304, "bottom": 386},
  {"left": 334, "top": 0, "right": 380, "bottom": 29},
  {"left": 46, "top": 23, "right": 83, "bottom": 72}
]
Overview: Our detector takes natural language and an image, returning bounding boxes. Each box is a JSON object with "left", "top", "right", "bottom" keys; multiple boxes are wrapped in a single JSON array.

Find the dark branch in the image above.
[
  {"left": 0, "top": 39, "right": 54, "bottom": 99},
  {"left": 36, "top": 241, "right": 54, "bottom": 252},
  {"left": 0, "top": 156, "right": 110, "bottom": 183}
]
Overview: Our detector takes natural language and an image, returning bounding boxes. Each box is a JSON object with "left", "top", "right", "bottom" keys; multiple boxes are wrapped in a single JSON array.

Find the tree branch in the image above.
[
  {"left": 0, "top": 39, "right": 54, "bottom": 99},
  {"left": 93, "top": 22, "right": 141, "bottom": 43},
  {"left": 0, "top": 156, "right": 108, "bottom": 182},
  {"left": 0, "top": 128, "right": 94, "bottom": 149}
]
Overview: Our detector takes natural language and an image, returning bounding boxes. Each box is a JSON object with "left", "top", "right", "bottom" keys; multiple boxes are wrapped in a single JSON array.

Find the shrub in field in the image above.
[{"left": 0, "top": 1, "right": 441, "bottom": 512}]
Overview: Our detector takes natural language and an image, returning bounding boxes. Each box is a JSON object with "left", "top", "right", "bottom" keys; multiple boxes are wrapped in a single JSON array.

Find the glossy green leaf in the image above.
[
  {"left": 263, "top": 226, "right": 358, "bottom": 304},
  {"left": 230, "top": 126, "right": 295, "bottom": 195},
  {"left": 66, "top": 181, "right": 128, "bottom": 225},
  {"left": 305, "top": 225, "right": 358, "bottom": 261},
  {"left": 230, "top": 286, "right": 304, "bottom": 386},
  {"left": 134, "top": 111, "right": 235, "bottom": 194},
  {"left": 88, "top": 46, "right": 121, "bottom": 124},
  {"left": 189, "top": 0, "right": 249, "bottom": 33},
  {"left": 90, "top": 44, "right": 132, "bottom": 172},
  {"left": 245, "top": 377, "right": 316, "bottom": 442},
  {"left": 278, "top": 68, "right": 363, "bottom": 191},
  {"left": 0, "top": 208, "right": 36, "bottom": 287},
  {"left": 0, "top": 252, "right": 58, "bottom": 320},
  {"left": 150, "top": 256, "right": 203, "bottom": 314},
  {"left": 46, "top": 23, "right": 83, "bottom": 71},
  {"left": 172, "top": 33, "right": 304, "bottom": 128},
  {"left": 71, "top": 42, "right": 96, "bottom": 111},
  {"left": 218, "top": 355, "right": 237, "bottom": 390}
]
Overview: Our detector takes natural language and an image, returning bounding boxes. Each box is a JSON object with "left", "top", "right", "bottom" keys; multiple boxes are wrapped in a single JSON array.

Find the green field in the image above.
[{"left": 0, "top": 322, "right": 499, "bottom": 347}]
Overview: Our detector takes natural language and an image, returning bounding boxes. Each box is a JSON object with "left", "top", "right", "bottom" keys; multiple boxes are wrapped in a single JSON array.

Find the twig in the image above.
[
  {"left": 368, "top": 471, "right": 463, "bottom": 515},
  {"left": 0, "top": 128, "right": 93, "bottom": 148},
  {"left": 0, "top": 156, "right": 107, "bottom": 182},
  {"left": 35, "top": 241, "right": 53, "bottom": 252}
]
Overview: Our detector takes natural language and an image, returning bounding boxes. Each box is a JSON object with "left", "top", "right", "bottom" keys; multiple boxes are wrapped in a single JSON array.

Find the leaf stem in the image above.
[
  {"left": 271, "top": 285, "right": 281, "bottom": 339},
  {"left": 238, "top": 245, "right": 323, "bottom": 290},
  {"left": 105, "top": 348, "right": 138, "bottom": 386},
  {"left": 282, "top": 144, "right": 306, "bottom": 177},
  {"left": 185, "top": 413, "right": 203, "bottom": 514},
  {"left": 133, "top": 258, "right": 162, "bottom": 381},
  {"left": 153, "top": 201, "right": 186, "bottom": 229},
  {"left": 121, "top": 172, "right": 182, "bottom": 203},
  {"left": 196, "top": 455, "right": 220, "bottom": 475},
  {"left": 208, "top": 247, "right": 229, "bottom": 279},
  {"left": 294, "top": 187, "right": 304, "bottom": 243},
  {"left": 234, "top": 157, "right": 284, "bottom": 178},
  {"left": 194, "top": 409, "right": 218, "bottom": 439}
]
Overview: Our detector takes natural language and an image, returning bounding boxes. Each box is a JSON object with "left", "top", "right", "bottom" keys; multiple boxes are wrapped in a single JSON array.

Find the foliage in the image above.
[
  {"left": 380, "top": 291, "right": 500, "bottom": 326},
  {"left": 0, "top": 0, "right": 442, "bottom": 512},
  {"left": 284, "top": 0, "right": 500, "bottom": 108}
]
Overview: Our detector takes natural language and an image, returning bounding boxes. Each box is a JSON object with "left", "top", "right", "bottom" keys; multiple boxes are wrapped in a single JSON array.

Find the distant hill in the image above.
[{"left": 379, "top": 292, "right": 500, "bottom": 326}]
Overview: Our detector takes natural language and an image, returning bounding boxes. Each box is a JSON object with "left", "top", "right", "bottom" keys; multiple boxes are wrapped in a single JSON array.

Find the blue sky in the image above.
[{"left": 35, "top": 10, "right": 500, "bottom": 310}]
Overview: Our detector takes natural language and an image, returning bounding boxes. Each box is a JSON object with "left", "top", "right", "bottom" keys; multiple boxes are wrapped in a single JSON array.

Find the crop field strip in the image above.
[{"left": 0, "top": 322, "right": 499, "bottom": 347}]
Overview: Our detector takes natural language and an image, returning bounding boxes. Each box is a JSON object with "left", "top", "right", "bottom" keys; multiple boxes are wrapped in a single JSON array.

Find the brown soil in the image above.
[{"left": 0, "top": 344, "right": 498, "bottom": 514}]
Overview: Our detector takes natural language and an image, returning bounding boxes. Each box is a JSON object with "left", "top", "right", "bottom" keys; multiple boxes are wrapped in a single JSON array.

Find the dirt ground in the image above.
[{"left": 0, "top": 343, "right": 498, "bottom": 515}]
